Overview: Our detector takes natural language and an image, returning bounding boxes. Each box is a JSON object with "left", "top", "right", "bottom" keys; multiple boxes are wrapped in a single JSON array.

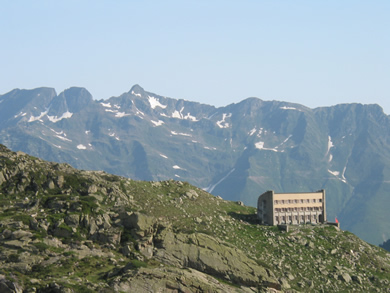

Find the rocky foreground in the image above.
[{"left": 0, "top": 144, "right": 390, "bottom": 292}]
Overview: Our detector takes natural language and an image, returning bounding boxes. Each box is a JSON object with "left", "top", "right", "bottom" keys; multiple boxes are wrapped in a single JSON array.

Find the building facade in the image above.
[{"left": 257, "top": 190, "right": 326, "bottom": 225}]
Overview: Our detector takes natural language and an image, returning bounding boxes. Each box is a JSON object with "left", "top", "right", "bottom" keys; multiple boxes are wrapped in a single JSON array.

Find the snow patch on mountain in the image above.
[
  {"left": 131, "top": 90, "right": 142, "bottom": 97},
  {"left": 328, "top": 170, "right": 340, "bottom": 176},
  {"left": 55, "top": 135, "right": 72, "bottom": 142},
  {"left": 257, "top": 128, "right": 265, "bottom": 137},
  {"left": 172, "top": 107, "right": 184, "bottom": 119},
  {"left": 14, "top": 112, "right": 27, "bottom": 118},
  {"left": 171, "top": 131, "right": 192, "bottom": 137},
  {"left": 280, "top": 106, "right": 301, "bottom": 111},
  {"left": 216, "top": 113, "right": 232, "bottom": 128},
  {"left": 148, "top": 96, "right": 167, "bottom": 109},
  {"left": 151, "top": 120, "right": 164, "bottom": 126},
  {"left": 131, "top": 101, "right": 145, "bottom": 117},
  {"left": 326, "top": 136, "right": 334, "bottom": 156},
  {"left": 249, "top": 128, "right": 257, "bottom": 136},
  {"left": 183, "top": 113, "right": 198, "bottom": 121},
  {"left": 173, "top": 165, "right": 186, "bottom": 170},
  {"left": 278, "top": 135, "right": 292, "bottom": 147},
  {"left": 328, "top": 169, "right": 348, "bottom": 184},
  {"left": 256, "top": 138, "right": 290, "bottom": 152},
  {"left": 169, "top": 107, "right": 198, "bottom": 121},
  {"left": 47, "top": 111, "right": 73, "bottom": 123},
  {"left": 115, "top": 112, "right": 130, "bottom": 118},
  {"left": 105, "top": 106, "right": 130, "bottom": 117},
  {"left": 28, "top": 110, "right": 49, "bottom": 122},
  {"left": 341, "top": 164, "right": 348, "bottom": 183},
  {"left": 204, "top": 146, "right": 217, "bottom": 151},
  {"left": 204, "top": 168, "right": 235, "bottom": 193},
  {"left": 101, "top": 102, "right": 111, "bottom": 108},
  {"left": 255, "top": 141, "right": 278, "bottom": 152},
  {"left": 255, "top": 135, "right": 292, "bottom": 152},
  {"left": 108, "top": 132, "right": 120, "bottom": 140}
]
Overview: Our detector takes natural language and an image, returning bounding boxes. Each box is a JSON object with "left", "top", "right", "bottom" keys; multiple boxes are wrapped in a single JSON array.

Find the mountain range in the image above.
[{"left": 1, "top": 85, "right": 389, "bottom": 246}]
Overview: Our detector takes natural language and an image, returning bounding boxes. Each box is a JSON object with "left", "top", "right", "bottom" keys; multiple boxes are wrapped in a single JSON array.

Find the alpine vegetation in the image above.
[{"left": 1, "top": 145, "right": 390, "bottom": 292}]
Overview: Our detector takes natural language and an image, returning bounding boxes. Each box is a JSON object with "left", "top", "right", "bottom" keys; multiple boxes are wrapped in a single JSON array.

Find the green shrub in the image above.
[{"left": 32, "top": 242, "right": 49, "bottom": 252}]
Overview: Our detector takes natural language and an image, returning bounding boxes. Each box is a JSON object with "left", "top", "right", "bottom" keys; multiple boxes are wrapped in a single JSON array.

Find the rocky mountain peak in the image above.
[
  {"left": 129, "top": 84, "right": 145, "bottom": 97},
  {"left": 56, "top": 87, "right": 93, "bottom": 113}
]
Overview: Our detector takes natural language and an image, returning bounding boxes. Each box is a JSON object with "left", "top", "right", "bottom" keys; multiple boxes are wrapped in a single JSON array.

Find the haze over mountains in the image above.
[{"left": 1, "top": 85, "right": 390, "bottom": 245}]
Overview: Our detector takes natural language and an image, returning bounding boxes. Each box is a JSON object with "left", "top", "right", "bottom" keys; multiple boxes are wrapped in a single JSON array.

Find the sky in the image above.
[{"left": 1, "top": 1, "right": 390, "bottom": 114}]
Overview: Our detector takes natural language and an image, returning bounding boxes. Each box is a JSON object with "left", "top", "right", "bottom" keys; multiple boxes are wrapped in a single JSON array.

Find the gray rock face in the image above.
[
  {"left": 154, "top": 230, "right": 279, "bottom": 288},
  {"left": 0, "top": 275, "right": 23, "bottom": 293},
  {"left": 111, "top": 266, "right": 254, "bottom": 293},
  {"left": 122, "top": 212, "right": 155, "bottom": 235}
]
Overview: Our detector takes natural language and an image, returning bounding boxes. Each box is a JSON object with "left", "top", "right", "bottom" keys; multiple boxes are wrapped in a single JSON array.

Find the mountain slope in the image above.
[
  {"left": 1, "top": 144, "right": 390, "bottom": 292},
  {"left": 1, "top": 85, "right": 390, "bottom": 245}
]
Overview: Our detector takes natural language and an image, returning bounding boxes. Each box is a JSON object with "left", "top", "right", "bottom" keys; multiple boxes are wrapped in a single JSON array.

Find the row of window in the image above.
[
  {"left": 274, "top": 198, "right": 322, "bottom": 204},
  {"left": 276, "top": 214, "right": 319, "bottom": 223},
  {"left": 275, "top": 207, "right": 322, "bottom": 212}
]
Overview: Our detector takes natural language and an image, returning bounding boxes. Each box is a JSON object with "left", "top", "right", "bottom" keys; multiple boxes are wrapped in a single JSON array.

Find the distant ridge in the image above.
[{"left": 1, "top": 85, "right": 390, "bottom": 245}]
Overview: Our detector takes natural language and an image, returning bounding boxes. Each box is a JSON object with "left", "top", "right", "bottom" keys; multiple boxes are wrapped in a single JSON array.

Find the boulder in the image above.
[
  {"left": 121, "top": 212, "right": 155, "bottom": 237},
  {"left": 352, "top": 275, "right": 363, "bottom": 284},
  {"left": 339, "top": 272, "right": 352, "bottom": 283},
  {"left": 183, "top": 190, "right": 199, "bottom": 200},
  {"left": 64, "top": 214, "right": 80, "bottom": 228},
  {"left": 90, "top": 228, "right": 121, "bottom": 245}
]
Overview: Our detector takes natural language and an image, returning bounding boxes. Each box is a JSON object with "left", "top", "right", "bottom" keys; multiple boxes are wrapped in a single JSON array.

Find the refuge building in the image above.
[{"left": 257, "top": 190, "right": 326, "bottom": 225}]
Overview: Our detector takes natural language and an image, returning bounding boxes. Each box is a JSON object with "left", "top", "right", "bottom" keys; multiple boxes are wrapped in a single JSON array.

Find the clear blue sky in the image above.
[{"left": 1, "top": 1, "right": 390, "bottom": 114}]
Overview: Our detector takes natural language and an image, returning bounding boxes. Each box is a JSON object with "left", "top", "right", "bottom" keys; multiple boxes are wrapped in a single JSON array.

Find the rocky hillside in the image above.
[
  {"left": 1, "top": 85, "right": 390, "bottom": 246},
  {"left": 1, "top": 144, "right": 390, "bottom": 292}
]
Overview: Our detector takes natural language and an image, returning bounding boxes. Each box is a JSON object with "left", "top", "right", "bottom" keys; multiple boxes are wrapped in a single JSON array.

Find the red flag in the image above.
[{"left": 335, "top": 217, "right": 339, "bottom": 223}]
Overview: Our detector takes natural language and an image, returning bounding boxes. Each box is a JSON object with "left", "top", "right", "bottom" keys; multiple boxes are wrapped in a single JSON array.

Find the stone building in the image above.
[{"left": 257, "top": 190, "right": 326, "bottom": 225}]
